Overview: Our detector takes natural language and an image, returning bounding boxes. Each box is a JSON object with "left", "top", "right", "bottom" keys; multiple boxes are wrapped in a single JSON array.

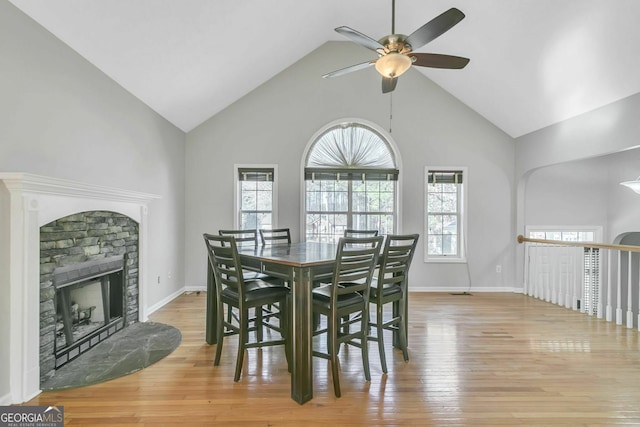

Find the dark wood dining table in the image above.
[{"left": 205, "top": 241, "right": 338, "bottom": 405}]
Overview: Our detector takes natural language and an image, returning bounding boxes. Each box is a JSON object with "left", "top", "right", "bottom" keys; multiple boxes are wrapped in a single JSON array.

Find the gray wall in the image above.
[
  {"left": 0, "top": 1, "right": 186, "bottom": 401},
  {"left": 185, "top": 41, "right": 516, "bottom": 292}
]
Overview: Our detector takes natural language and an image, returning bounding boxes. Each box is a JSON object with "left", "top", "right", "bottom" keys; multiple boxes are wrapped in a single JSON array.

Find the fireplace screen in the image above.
[{"left": 53, "top": 256, "right": 126, "bottom": 368}]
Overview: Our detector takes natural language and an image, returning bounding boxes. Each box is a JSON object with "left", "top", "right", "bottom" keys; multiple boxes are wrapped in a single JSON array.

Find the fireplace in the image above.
[
  {"left": 0, "top": 173, "right": 159, "bottom": 404},
  {"left": 39, "top": 211, "right": 140, "bottom": 381}
]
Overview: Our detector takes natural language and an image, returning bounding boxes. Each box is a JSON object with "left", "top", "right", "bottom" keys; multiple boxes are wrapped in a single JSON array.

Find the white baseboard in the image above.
[
  {"left": 409, "top": 285, "right": 523, "bottom": 293},
  {"left": 184, "top": 285, "right": 207, "bottom": 293},
  {"left": 0, "top": 392, "right": 11, "bottom": 406},
  {"left": 146, "top": 287, "right": 186, "bottom": 316},
  {"left": 145, "top": 285, "right": 208, "bottom": 316}
]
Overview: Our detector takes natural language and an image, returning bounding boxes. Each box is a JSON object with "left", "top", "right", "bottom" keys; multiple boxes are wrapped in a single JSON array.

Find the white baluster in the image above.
[
  {"left": 572, "top": 246, "right": 579, "bottom": 311},
  {"left": 627, "top": 250, "right": 634, "bottom": 328},
  {"left": 544, "top": 246, "right": 551, "bottom": 302},
  {"left": 564, "top": 248, "right": 571, "bottom": 309},
  {"left": 551, "top": 247, "right": 558, "bottom": 305},
  {"left": 599, "top": 249, "right": 608, "bottom": 319},
  {"left": 637, "top": 252, "right": 640, "bottom": 331},
  {"left": 616, "top": 251, "right": 623, "bottom": 325},
  {"left": 606, "top": 250, "right": 614, "bottom": 322}
]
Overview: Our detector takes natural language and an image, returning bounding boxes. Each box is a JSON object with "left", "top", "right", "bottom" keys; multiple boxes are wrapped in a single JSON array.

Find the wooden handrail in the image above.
[{"left": 517, "top": 234, "right": 640, "bottom": 253}]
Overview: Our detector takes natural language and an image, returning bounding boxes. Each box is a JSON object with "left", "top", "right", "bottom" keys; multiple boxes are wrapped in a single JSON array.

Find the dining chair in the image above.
[
  {"left": 218, "top": 229, "right": 261, "bottom": 276},
  {"left": 368, "top": 234, "right": 419, "bottom": 374},
  {"left": 218, "top": 229, "right": 286, "bottom": 338},
  {"left": 312, "top": 235, "right": 384, "bottom": 397},
  {"left": 259, "top": 228, "right": 292, "bottom": 245},
  {"left": 203, "top": 233, "right": 290, "bottom": 382}
]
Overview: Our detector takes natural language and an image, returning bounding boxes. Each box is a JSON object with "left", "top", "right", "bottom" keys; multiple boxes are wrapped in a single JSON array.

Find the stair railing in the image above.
[{"left": 518, "top": 235, "right": 640, "bottom": 329}]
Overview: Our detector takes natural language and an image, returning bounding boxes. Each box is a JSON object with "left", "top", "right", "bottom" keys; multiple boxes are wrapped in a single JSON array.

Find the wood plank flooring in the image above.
[{"left": 26, "top": 292, "right": 640, "bottom": 426}]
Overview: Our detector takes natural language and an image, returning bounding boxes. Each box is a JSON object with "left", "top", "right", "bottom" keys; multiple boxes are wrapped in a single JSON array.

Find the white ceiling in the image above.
[{"left": 9, "top": 0, "right": 640, "bottom": 137}]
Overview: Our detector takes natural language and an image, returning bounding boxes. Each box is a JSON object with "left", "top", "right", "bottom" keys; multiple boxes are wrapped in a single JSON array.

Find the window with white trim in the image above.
[
  {"left": 234, "top": 166, "right": 276, "bottom": 230},
  {"left": 304, "top": 123, "right": 398, "bottom": 242},
  {"left": 425, "top": 168, "right": 465, "bottom": 261}
]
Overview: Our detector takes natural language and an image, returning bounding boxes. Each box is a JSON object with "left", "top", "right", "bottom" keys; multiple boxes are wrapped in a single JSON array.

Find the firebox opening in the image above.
[{"left": 53, "top": 256, "right": 127, "bottom": 368}]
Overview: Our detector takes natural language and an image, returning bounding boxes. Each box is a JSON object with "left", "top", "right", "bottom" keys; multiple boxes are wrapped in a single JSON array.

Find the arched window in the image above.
[{"left": 304, "top": 121, "right": 398, "bottom": 242}]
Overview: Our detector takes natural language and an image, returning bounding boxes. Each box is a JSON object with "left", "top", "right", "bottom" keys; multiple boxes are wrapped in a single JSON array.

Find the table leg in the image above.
[
  {"left": 290, "top": 266, "right": 313, "bottom": 404},
  {"left": 206, "top": 262, "right": 217, "bottom": 345}
]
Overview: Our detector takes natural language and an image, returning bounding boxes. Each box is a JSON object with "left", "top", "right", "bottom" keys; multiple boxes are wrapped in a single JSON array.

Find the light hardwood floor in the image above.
[{"left": 27, "top": 292, "right": 640, "bottom": 426}]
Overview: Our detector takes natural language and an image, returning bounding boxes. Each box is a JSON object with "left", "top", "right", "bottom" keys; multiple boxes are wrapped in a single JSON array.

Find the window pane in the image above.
[
  {"left": 440, "top": 193, "right": 457, "bottom": 213},
  {"left": 256, "top": 190, "right": 272, "bottom": 211},
  {"left": 442, "top": 235, "right": 457, "bottom": 255},
  {"left": 241, "top": 213, "right": 256, "bottom": 230},
  {"left": 428, "top": 235, "right": 443, "bottom": 255},
  {"left": 427, "top": 193, "right": 442, "bottom": 212},
  {"left": 241, "top": 194, "right": 256, "bottom": 210},
  {"left": 428, "top": 215, "right": 443, "bottom": 234},
  {"left": 307, "top": 190, "right": 320, "bottom": 211}
]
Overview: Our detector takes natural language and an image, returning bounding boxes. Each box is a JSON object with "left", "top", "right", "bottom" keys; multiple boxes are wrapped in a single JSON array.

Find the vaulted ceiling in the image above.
[{"left": 9, "top": 0, "right": 640, "bottom": 137}]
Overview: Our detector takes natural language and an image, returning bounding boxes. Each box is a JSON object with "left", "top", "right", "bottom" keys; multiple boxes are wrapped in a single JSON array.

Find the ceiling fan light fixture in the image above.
[
  {"left": 620, "top": 176, "right": 640, "bottom": 194},
  {"left": 375, "top": 53, "right": 412, "bottom": 78}
]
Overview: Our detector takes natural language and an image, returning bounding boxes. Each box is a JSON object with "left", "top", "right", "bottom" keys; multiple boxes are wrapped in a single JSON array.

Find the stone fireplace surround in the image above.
[{"left": 0, "top": 173, "right": 159, "bottom": 404}]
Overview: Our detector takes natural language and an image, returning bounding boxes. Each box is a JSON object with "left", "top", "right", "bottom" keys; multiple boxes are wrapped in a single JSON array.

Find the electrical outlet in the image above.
[
  {"left": 157, "top": 275, "right": 160, "bottom": 284},
  {"left": 168, "top": 271, "right": 172, "bottom": 280},
  {"left": 496, "top": 265, "right": 502, "bottom": 273}
]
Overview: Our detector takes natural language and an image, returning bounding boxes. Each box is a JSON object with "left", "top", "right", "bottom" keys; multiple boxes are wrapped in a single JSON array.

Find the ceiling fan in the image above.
[{"left": 322, "top": 0, "right": 470, "bottom": 93}]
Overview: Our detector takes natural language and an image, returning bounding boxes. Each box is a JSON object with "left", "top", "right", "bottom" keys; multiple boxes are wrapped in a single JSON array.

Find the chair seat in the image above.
[
  {"left": 369, "top": 281, "right": 403, "bottom": 299},
  {"left": 222, "top": 284, "right": 289, "bottom": 306},
  {"left": 243, "top": 272, "right": 286, "bottom": 287},
  {"left": 312, "top": 284, "right": 365, "bottom": 309},
  {"left": 242, "top": 271, "right": 271, "bottom": 281}
]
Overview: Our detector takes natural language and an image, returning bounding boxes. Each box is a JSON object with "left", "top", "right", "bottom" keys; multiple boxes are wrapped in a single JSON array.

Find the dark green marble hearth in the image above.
[{"left": 41, "top": 321, "right": 181, "bottom": 391}]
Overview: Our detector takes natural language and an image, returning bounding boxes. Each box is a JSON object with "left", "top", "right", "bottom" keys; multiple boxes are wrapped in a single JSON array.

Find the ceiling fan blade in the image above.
[
  {"left": 382, "top": 77, "right": 397, "bottom": 93},
  {"left": 322, "top": 60, "right": 376, "bottom": 79},
  {"left": 409, "top": 53, "right": 470, "bottom": 69},
  {"left": 335, "top": 26, "right": 385, "bottom": 52},
  {"left": 406, "top": 8, "right": 465, "bottom": 50}
]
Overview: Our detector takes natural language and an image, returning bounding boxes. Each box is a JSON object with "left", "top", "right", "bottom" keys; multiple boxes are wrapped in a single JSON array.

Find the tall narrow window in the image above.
[
  {"left": 304, "top": 122, "right": 398, "bottom": 242},
  {"left": 235, "top": 166, "right": 276, "bottom": 230},
  {"left": 425, "top": 168, "right": 465, "bottom": 261}
]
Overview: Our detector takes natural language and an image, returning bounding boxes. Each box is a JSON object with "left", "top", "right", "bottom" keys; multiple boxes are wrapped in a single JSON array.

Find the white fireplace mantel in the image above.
[{"left": 0, "top": 173, "right": 160, "bottom": 404}]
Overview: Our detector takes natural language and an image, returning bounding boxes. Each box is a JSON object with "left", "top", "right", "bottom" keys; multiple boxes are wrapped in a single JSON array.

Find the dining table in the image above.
[{"left": 205, "top": 241, "right": 338, "bottom": 405}]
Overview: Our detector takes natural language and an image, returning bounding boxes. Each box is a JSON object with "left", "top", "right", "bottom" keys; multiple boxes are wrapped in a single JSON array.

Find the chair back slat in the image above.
[
  {"left": 344, "top": 229, "right": 379, "bottom": 238},
  {"left": 259, "top": 228, "right": 291, "bottom": 245},
  {"left": 218, "top": 229, "right": 259, "bottom": 248}
]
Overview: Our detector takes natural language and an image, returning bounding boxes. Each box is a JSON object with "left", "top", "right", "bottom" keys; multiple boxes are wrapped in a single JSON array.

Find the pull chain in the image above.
[{"left": 389, "top": 92, "right": 393, "bottom": 134}]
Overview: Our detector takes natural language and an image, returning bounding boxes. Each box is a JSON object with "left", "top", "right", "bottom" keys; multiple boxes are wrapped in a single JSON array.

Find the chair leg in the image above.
[
  {"left": 283, "top": 295, "right": 291, "bottom": 372},
  {"left": 214, "top": 303, "right": 225, "bottom": 366},
  {"left": 234, "top": 309, "right": 248, "bottom": 382},
  {"left": 376, "top": 304, "right": 388, "bottom": 374},
  {"left": 256, "top": 306, "right": 264, "bottom": 342},
  {"left": 398, "top": 299, "right": 409, "bottom": 362},
  {"left": 328, "top": 316, "right": 341, "bottom": 398},
  {"left": 361, "top": 311, "right": 371, "bottom": 382}
]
